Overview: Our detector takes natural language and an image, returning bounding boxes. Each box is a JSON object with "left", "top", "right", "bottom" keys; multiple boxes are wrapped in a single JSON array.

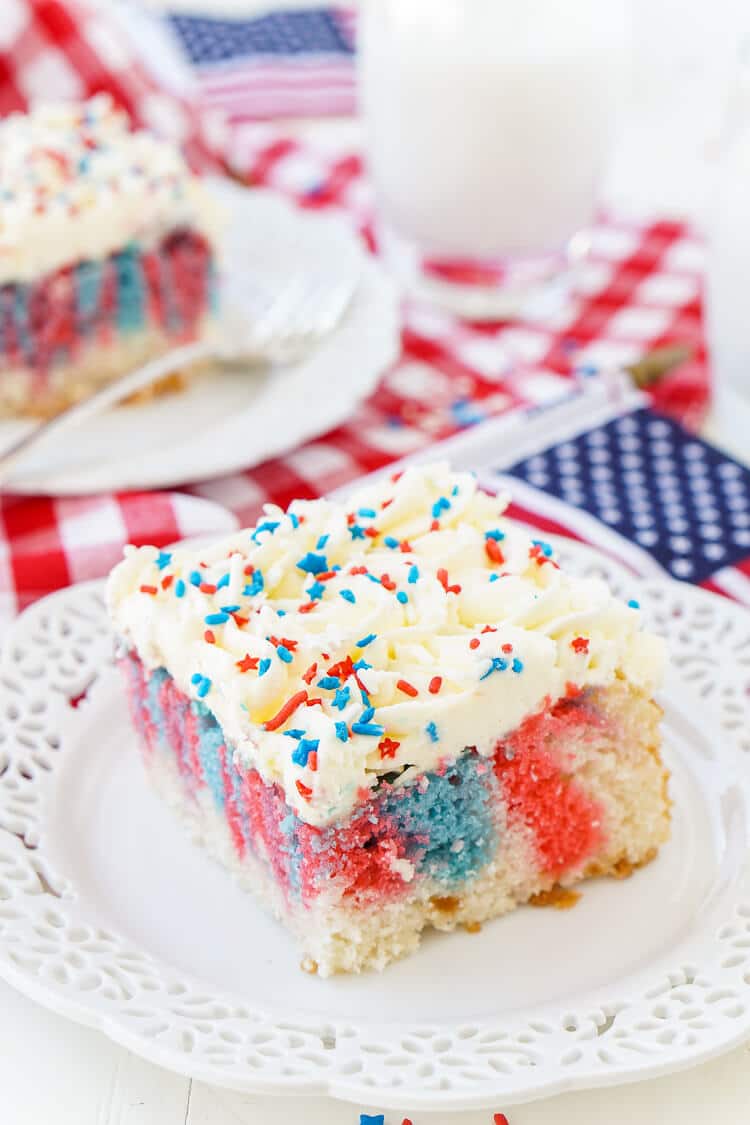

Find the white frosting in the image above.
[
  {"left": 107, "top": 464, "right": 664, "bottom": 827},
  {"left": 0, "top": 95, "right": 219, "bottom": 283}
]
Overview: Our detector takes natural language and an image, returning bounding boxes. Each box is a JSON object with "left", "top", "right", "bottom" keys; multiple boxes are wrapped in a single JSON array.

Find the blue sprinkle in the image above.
[
  {"left": 358, "top": 507, "right": 377, "bottom": 518},
  {"left": 451, "top": 484, "right": 460, "bottom": 496},
  {"left": 360, "top": 706, "right": 375, "bottom": 723},
  {"left": 175, "top": 579, "right": 186, "bottom": 598},
  {"left": 360, "top": 1117, "right": 385, "bottom": 1125},
  {"left": 216, "top": 573, "right": 230, "bottom": 589},
  {"left": 205, "top": 612, "right": 229, "bottom": 625},
  {"left": 628, "top": 599, "right": 640, "bottom": 609},
  {"left": 332, "top": 564, "right": 341, "bottom": 571},
  {"left": 408, "top": 565, "right": 419, "bottom": 584},
  {"left": 189, "top": 570, "right": 202, "bottom": 587},
  {"left": 296, "top": 552, "right": 328, "bottom": 575},
  {"left": 359, "top": 689, "right": 370, "bottom": 707},
  {"left": 335, "top": 721, "right": 349, "bottom": 742},
  {"left": 318, "top": 676, "right": 340, "bottom": 690},
  {"left": 283, "top": 729, "right": 305, "bottom": 740},
  {"left": 339, "top": 589, "right": 356, "bottom": 604},
  {"left": 156, "top": 551, "right": 172, "bottom": 570},
  {"left": 289, "top": 512, "right": 300, "bottom": 529},
  {"left": 489, "top": 574, "right": 500, "bottom": 583},
  {"left": 243, "top": 570, "right": 264, "bottom": 597},
  {"left": 277, "top": 609, "right": 286, "bottom": 617},
  {"left": 316, "top": 534, "right": 329, "bottom": 549},
  {"left": 258, "top": 658, "right": 271, "bottom": 677},
  {"left": 425, "top": 721, "right": 439, "bottom": 742},
  {"left": 485, "top": 528, "right": 506, "bottom": 541},
  {"left": 307, "top": 581, "right": 325, "bottom": 601},
  {"left": 196, "top": 677, "right": 211, "bottom": 699},
  {"left": 432, "top": 496, "right": 451, "bottom": 518},
  {"left": 396, "top": 591, "right": 408, "bottom": 604},
  {"left": 292, "top": 738, "right": 319, "bottom": 767},
  {"left": 356, "top": 633, "right": 376, "bottom": 648},
  {"left": 220, "top": 604, "right": 240, "bottom": 613},
  {"left": 512, "top": 657, "right": 524, "bottom": 674},
  {"left": 353, "top": 658, "right": 372, "bottom": 671},
  {"left": 190, "top": 672, "right": 201, "bottom": 685},
  {"left": 384, "top": 536, "right": 400, "bottom": 549},
  {"left": 480, "top": 656, "right": 508, "bottom": 680},
  {"left": 333, "top": 686, "right": 350, "bottom": 711},
  {"left": 276, "top": 645, "right": 293, "bottom": 663},
  {"left": 351, "top": 721, "right": 385, "bottom": 737},
  {"left": 348, "top": 524, "right": 365, "bottom": 540},
  {"left": 366, "top": 573, "right": 383, "bottom": 585},
  {"left": 532, "top": 539, "right": 553, "bottom": 558},
  {"left": 253, "top": 520, "right": 280, "bottom": 541}
]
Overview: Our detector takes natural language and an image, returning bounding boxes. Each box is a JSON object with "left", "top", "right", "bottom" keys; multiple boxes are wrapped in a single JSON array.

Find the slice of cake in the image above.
[
  {"left": 107, "top": 464, "right": 670, "bottom": 975},
  {"left": 0, "top": 95, "right": 219, "bottom": 417}
]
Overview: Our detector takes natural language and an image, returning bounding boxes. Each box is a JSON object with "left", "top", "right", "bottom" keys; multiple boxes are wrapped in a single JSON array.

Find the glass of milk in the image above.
[{"left": 359, "top": 0, "right": 628, "bottom": 318}]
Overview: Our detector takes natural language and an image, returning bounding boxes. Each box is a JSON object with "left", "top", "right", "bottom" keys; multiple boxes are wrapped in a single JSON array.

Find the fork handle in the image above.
[{"left": 0, "top": 340, "right": 212, "bottom": 490}]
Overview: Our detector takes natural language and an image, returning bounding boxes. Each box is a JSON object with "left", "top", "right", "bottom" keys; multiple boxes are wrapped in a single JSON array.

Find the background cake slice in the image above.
[
  {"left": 107, "top": 464, "right": 670, "bottom": 975},
  {"left": 0, "top": 95, "right": 219, "bottom": 417}
]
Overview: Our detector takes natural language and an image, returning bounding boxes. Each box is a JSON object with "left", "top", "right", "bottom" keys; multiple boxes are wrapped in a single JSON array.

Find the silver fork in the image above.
[{"left": 0, "top": 267, "right": 359, "bottom": 488}]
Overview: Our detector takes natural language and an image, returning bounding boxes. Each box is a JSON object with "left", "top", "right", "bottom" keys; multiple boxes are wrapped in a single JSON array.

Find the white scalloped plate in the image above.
[
  {"left": 0, "top": 181, "right": 400, "bottom": 495},
  {"left": 1, "top": 541, "right": 750, "bottom": 1112}
]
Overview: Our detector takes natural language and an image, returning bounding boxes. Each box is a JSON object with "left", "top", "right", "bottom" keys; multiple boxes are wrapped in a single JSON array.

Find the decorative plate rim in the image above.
[{"left": 1, "top": 542, "right": 750, "bottom": 1111}]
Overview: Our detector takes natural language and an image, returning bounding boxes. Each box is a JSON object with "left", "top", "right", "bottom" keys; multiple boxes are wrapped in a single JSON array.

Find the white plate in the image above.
[
  {"left": 0, "top": 184, "right": 400, "bottom": 495},
  {"left": 0, "top": 542, "right": 749, "bottom": 1112}
]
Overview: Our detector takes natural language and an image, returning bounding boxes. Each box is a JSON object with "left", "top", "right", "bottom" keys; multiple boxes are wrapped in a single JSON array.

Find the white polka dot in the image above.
[
  {"left": 527, "top": 456, "right": 546, "bottom": 472},
  {"left": 704, "top": 543, "right": 726, "bottom": 560},
  {"left": 590, "top": 465, "right": 612, "bottom": 481},
  {"left": 618, "top": 435, "right": 641, "bottom": 453},
  {"left": 667, "top": 518, "right": 690, "bottom": 533},
  {"left": 726, "top": 494, "right": 748, "bottom": 511},
  {"left": 588, "top": 449, "right": 611, "bottom": 465},
  {"left": 648, "top": 419, "right": 672, "bottom": 438},
  {"left": 734, "top": 530, "right": 750, "bottom": 547},
  {"left": 622, "top": 469, "right": 645, "bottom": 485},
  {"left": 684, "top": 443, "right": 706, "bottom": 460},
  {"left": 722, "top": 478, "right": 747, "bottom": 496},
  {"left": 670, "top": 536, "right": 692, "bottom": 553},
  {"left": 600, "top": 508, "right": 622, "bottom": 524},
  {"left": 671, "top": 558, "right": 694, "bottom": 577},
  {"left": 659, "top": 489, "right": 684, "bottom": 506},
  {"left": 586, "top": 431, "right": 609, "bottom": 447},
  {"left": 653, "top": 464, "right": 678, "bottom": 480},
  {"left": 636, "top": 529, "right": 659, "bottom": 546},
  {"left": 629, "top": 496, "right": 653, "bottom": 513},
  {"left": 717, "top": 462, "right": 742, "bottom": 478},
  {"left": 557, "top": 443, "right": 578, "bottom": 459},
  {"left": 731, "top": 512, "right": 750, "bottom": 527},
  {"left": 621, "top": 454, "right": 642, "bottom": 470},
  {"left": 650, "top": 439, "right": 675, "bottom": 457},
  {"left": 632, "top": 512, "right": 655, "bottom": 529},
  {"left": 700, "top": 524, "right": 723, "bottom": 540},
  {"left": 617, "top": 417, "right": 639, "bottom": 435},
  {"left": 528, "top": 471, "right": 549, "bottom": 488},
  {"left": 559, "top": 461, "right": 581, "bottom": 478}
]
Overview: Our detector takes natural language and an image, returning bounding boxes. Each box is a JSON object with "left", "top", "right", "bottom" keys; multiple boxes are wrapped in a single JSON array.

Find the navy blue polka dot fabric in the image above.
[
  {"left": 169, "top": 10, "right": 355, "bottom": 66},
  {"left": 505, "top": 409, "right": 750, "bottom": 583}
]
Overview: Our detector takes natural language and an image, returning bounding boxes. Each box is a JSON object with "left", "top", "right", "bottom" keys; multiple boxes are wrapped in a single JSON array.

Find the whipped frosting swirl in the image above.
[
  {"left": 107, "top": 464, "right": 664, "bottom": 826},
  {"left": 0, "top": 95, "right": 219, "bottom": 283}
]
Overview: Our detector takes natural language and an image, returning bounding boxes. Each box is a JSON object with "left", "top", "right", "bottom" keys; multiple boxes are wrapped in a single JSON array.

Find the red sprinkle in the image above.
[
  {"left": 236, "top": 654, "right": 259, "bottom": 673},
  {"left": 437, "top": 568, "right": 449, "bottom": 590},
  {"left": 399, "top": 540, "right": 412, "bottom": 552},
  {"left": 347, "top": 512, "right": 356, "bottom": 525},
  {"left": 199, "top": 583, "right": 217, "bottom": 595},
  {"left": 264, "top": 690, "right": 309, "bottom": 731},
  {"left": 380, "top": 573, "right": 397, "bottom": 591},
  {"left": 502, "top": 643, "right": 513, "bottom": 653},
  {"left": 243, "top": 564, "right": 255, "bottom": 576},
  {"left": 364, "top": 527, "right": 379, "bottom": 538},
  {"left": 204, "top": 630, "right": 215, "bottom": 644},
  {"left": 391, "top": 470, "right": 403, "bottom": 482},
  {"left": 298, "top": 602, "right": 317, "bottom": 614},
  {"left": 381, "top": 497, "right": 394, "bottom": 509},
  {"left": 161, "top": 575, "right": 174, "bottom": 590},
  {"left": 307, "top": 751, "right": 318, "bottom": 772},
  {"left": 430, "top": 519, "right": 440, "bottom": 531},
  {"left": 469, "top": 638, "right": 480, "bottom": 650},
  {"left": 379, "top": 737, "right": 401, "bottom": 759},
  {"left": 485, "top": 538, "right": 505, "bottom": 564},
  {"left": 269, "top": 636, "right": 298, "bottom": 652},
  {"left": 139, "top": 585, "right": 157, "bottom": 596},
  {"left": 317, "top": 571, "right": 338, "bottom": 582},
  {"left": 571, "top": 636, "right": 590, "bottom": 655},
  {"left": 231, "top": 613, "right": 249, "bottom": 628},
  {"left": 481, "top": 625, "right": 497, "bottom": 634},
  {"left": 305, "top": 697, "right": 324, "bottom": 708},
  {"left": 396, "top": 679, "right": 418, "bottom": 698},
  {"left": 296, "top": 779, "right": 313, "bottom": 800},
  {"left": 350, "top": 565, "right": 369, "bottom": 575},
  {"left": 428, "top": 676, "right": 442, "bottom": 694},
  {"left": 301, "top": 662, "right": 318, "bottom": 685},
  {"left": 494, "top": 1116, "right": 509, "bottom": 1125}
]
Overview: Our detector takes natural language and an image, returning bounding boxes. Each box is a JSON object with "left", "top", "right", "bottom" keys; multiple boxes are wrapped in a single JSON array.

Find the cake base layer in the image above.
[
  {"left": 124, "top": 658, "right": 670, "bottom": 975},
  {"left": 0, "top": 230, "right": 215, "bottom": 417}
]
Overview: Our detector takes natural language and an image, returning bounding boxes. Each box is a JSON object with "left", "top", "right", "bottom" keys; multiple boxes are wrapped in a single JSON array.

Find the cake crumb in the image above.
[
  {"left": 530, "top": 886, "right": 581, "bottom": 910},
  {"left": 464, "top": 921, "right": 482, "bottom": 934},
  {"left": 430, "top": 895, "right": 460, "bottom": 915},
  {"left": 300, "top": 956, "right": 318, "bottom": 974}
]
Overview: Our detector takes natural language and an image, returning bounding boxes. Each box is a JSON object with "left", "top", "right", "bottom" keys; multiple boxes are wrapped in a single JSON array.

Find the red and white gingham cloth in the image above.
[{"left": 0, "top": 0, "right": 716, "bottom": 625}]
